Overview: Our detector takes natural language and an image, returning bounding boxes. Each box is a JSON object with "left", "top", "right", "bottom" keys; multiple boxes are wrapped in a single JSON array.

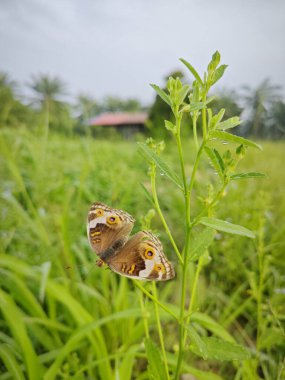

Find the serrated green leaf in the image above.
[
  {"left": 145, "top": 338, "right": 167, "bottom": 380},
  {"left": 150, "top": 84, "right": 172, "bottom": 107},
  {"left": 191, "top": 312, "right": 235, "bottom": 342},
  {"left": 204, "top": 146, "right": 225, "bottom": 180},
  {"left": 210, "top": 130, "right": 262, "bottom": 150},
  {"left": 190, "top": 337, "right": 251, "bottom": 361},
  {"left": 208, "top": 51, "right": 221, "bottom": 74},
  {"left": 180, "top": 58, "right": 203, "bottom": 86},
  {"left": 230, "top": 172, "right": 266, "bottom": 180},
  {"left": 189, "top": 102, "right": 207, "bottom": 112},
  {"left": 137, "top": 143, "right": 183, "bottom": 190},
  {"left": 187, "top": 325, "right": 208, "bottom": 359},
  {"left": 212, "top": 51, "right": 221, "bottom": 66},
  {"left": 177, "top": 84, "right": 190, "bottom": 105},
  {"left": 212, "top": 65, "right": 228, "bottom": 85},
  {"left": 189, "top": 228, "right": 216, "bottom": 261},
  {"left": 167, "top": 352, "right": 225, "bottom": 380},
  {"left": 209, "top": 108, "right": 226, "bottom": 130},
  {"left": 217, "top": 117, "right": 241, "bottom": 130},
  {"left": 192, "top": 80, "right": 200, "bottom": 102},
  {"left": 199, "top": 217, "right": 255, "bottom": 239}
]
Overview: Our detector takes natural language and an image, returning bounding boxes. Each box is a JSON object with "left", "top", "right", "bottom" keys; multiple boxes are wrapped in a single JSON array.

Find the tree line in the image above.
[{"left": 1, "top": 71, "right": 284, "bottom": 139}]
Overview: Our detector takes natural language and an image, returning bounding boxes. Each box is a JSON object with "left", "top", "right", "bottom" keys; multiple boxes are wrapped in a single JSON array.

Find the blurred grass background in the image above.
[{"left": 0, "top": 127, "right": 284, "bottom": 379}]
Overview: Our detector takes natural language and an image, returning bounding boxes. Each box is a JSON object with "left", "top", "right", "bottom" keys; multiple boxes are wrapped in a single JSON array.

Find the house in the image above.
[{"left": 89, "top": 112, "right": 148, "bottom": 138}]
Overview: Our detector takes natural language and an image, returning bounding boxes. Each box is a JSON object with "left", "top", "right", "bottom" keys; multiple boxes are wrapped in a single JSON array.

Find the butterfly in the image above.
[{"left": 87, "top": 202, "right": 175, "bottom": 281}]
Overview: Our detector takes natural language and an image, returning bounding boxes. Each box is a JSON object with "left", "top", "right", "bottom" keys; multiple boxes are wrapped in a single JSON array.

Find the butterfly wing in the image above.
[
  {"left": 87, "top": 202, "right": 135, "bottom": 257},
  {"left": 106, "top": 231, "right": 175, "bottom": 281}
]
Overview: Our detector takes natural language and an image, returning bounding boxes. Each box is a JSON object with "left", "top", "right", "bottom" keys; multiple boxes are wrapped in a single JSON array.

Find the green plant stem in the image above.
[
  {"left": 175, "top": 106, "right": 207, "bottom": 380},
  {"left": 184, "top": 256, "right": 203, "bottom": 344},
  {"left": 152, "top": 282, "right": 171, "bottom": 380},
  {"left": 138, "top": 291, "right": 149, "bottom": 339},
  {"left": 188, "top": 141, "right": 206, "bottom": 199},
  {"left": 150, "top": 165, "right": 183, "bottom": 265},
  {"left": 176, "top": 115, "right": 188, "bottom": 199},
  {"left": 191, "top": 182, "right": 227, "bottom": 227},
  {"left": 193, "top": 116, "right": 199, "bottom": 152},
  {"left": 255, "top": 213, "right": 265, "bottom": 377},
  {"left": 134, "top": 281, "right": 179, "bottom": 321},
  {"left": 174, "top": 114, "right": 193, "bottom": 380},
  {"left": 175, "top": 232, "right": 190, "bottom": 380},
  {"left": 202, "top": 94, "right": 207, "bottom": 142}
]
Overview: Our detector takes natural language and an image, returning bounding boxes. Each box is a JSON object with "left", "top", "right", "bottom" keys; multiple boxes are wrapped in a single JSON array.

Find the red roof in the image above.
[{"left": 89, "top": 112, "right": 148, "bottom": 126}]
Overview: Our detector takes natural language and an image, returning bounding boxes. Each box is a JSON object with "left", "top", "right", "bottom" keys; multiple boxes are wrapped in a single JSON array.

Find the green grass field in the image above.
[{"left": 0, "top": 128, "right": 284, "bottom": 380}]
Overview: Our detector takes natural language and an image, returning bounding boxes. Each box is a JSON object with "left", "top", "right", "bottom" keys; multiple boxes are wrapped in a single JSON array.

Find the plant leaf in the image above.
[
  {"left": 145, "top": 338, "right": 167, "bottom": 380},
  {"left": 190, "top": 337, "right": 251, "bottom": 361},
  {"left": 230, "top": 172, "right": 266, "bottom": 180},
  {"left": 189, "top": 228, "right": 216, "bottom": 261},
  {"left": 217, "top": 116, "right": 241, "bottom": 130},
  {"left": 187, "top": 325, "right": 208, "bottom": 359},
  {"left": 212, "top": 64, "right": 228, "bottom": 85},
  {"left": 137, "top": 143, "right": 183, "bottom": 190},
  {"left": 164, "top": 120, "right": 177, "bottom": 134},
  {"left": 191, "top": 312, "right": 235, "bottom": 342},
  {"left": 140, "top": 183, "right": 154, "bottom": 205},
  {"left": 177, "top": 84, "right": 190, "bottom": 105},
  {"left": 204, "top": 146, "right": 225, "bottom": 180},
  {"left": 0, "top": 344, "right": 25, "bottom": 380},
  {"left": 150, "top": 84, "right": 172, "bottom": 106},
  {"left": 210, "top": 130, "right": 262, "bottom": 150},
  {"left": 180, "top": 58, "right": 203, "bottom": 86},
  {"left": 199, "top": 217, "right": 255, "bottom": 239},
  {"left": 189, "top": 102, "right": 207, "bottom": 112}
]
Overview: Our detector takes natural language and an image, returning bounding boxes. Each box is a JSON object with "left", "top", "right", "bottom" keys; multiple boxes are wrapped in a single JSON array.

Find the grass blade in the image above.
[
  {"left": 0, "top": 344, "right": 25, "bottom": 380},
  {"left": 0, "top": 289, "right": 43, "bottom": 380},
  {"left": 230, "top": 172, "right": 266, "bottom": 180}
]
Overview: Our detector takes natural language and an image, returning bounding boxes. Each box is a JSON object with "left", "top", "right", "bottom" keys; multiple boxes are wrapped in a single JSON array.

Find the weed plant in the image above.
[{"left": 0, "top": 52, "right": 284, "bottom": 380}]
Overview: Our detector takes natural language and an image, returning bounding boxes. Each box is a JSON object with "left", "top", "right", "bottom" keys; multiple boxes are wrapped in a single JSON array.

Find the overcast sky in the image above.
[{"left": 1, "top": 0, "right": 285, "bottom": 104}]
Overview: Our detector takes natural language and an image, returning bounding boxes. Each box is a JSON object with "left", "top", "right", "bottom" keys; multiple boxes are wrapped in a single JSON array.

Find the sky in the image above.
[{"left": 1, "top": 0, "right": 285, "bottom": 105}]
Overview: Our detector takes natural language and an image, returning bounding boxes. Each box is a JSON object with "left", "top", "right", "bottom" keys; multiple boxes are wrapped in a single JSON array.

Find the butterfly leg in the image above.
[{"left": 96, "top": 259, "right": 105, "bottom": 267}]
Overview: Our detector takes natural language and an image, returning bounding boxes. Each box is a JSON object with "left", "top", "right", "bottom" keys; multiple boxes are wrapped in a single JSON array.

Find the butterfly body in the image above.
[{"left": 87, "top": 202, "right": 175, "bottom": 281}]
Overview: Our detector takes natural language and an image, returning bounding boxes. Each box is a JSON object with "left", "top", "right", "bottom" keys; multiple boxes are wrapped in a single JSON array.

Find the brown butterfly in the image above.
[{"left": 87, "top": 202, "right": 175, "bottom": 281}]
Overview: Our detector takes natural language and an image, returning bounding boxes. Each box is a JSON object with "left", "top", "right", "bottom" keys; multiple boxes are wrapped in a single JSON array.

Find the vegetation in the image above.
[
  {"left": 1, "top": 66, "right": 285, "bottom": 139},
  {"left": 0, "top": 52, "right": 284, "bottom": 379}
]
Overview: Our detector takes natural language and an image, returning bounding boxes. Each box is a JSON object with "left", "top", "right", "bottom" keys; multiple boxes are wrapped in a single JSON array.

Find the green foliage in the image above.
[
  {"left": 138, "top": 51, "right": 284, "bottom": 380},
  {"left": 29, "top": 74, "right": 73, "bottom": 134},
  {"left": 190, "top": 336, "right": 251, "bottom": 361},
  {"left": 0, "top": 72, "right": 33, "bottom": 128},
  {"left": 198, "top": 217, "right": 255, "bottom": 238},
  {"left": 145, "top": 338, "right": 167, "bottom": 380},
  {"left": 0, "top": 52, "right": 285, "bottom": 380}
]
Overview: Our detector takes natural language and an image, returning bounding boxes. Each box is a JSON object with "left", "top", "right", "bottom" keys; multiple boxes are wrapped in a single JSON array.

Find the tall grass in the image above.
[{"left": 0, "top": 69, "right": 285, "bottom": 379}]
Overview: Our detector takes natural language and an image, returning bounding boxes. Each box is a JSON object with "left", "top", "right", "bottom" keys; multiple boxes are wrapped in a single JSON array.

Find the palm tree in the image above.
[
  {"left": 242, "top": 79, "right": 281, "bottom": 137},
  {"left": 76, "top": 94, "right": 99, "bottom": 124},
  {"left": 268, "top": 100, "right": 285, "bottom": 139},
  {"left": 29, "top": 74, "right": 67, "bottom": 130},
  {"left": 0, "top": 72, "right": 32, "bottom": 127}
]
